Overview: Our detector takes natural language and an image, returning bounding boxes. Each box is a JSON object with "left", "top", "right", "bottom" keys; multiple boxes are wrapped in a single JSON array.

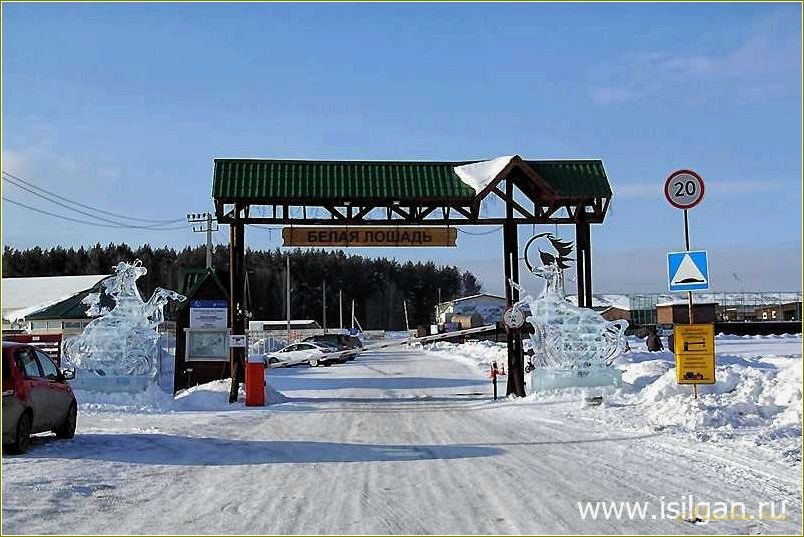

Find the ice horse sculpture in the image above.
[
  {"left": 510, "top": 234, "right": 628, "bottom": 392},
  {"left": 63, "top": 260, "right": 185, "bottom": 379}
]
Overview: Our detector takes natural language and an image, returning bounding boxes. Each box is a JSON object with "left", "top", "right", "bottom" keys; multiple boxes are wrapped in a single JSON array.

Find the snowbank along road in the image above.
[{"left": 2, "top": 347, "right": 801, "bottom": 534}]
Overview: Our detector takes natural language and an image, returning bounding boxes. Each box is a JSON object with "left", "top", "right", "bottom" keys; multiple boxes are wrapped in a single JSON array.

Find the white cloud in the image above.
[
  {"left": 590, "top": 87, "right": 640, "bottom": 105},
  {"left": 589, "top": 13, "right": 801, "bottom": 106},
  {"left": 0, "top": 148, "right": 32, "bottom": 176}
]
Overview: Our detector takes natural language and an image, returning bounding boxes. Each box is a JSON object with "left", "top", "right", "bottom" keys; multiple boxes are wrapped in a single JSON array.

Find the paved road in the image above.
[{"left": 2, "top": 348, "right": 800, "bottom": 534}]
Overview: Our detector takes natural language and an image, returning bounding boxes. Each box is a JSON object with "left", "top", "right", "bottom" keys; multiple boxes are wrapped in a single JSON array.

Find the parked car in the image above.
[
  {"left": 264, "top": 342, "right": 346, "bottom": 367},
  {"left": 303, "top": 334, "right": 363, "bottom": 360},
  {"left": 2, "top": 342, "right": 77, "bottom": 454}
]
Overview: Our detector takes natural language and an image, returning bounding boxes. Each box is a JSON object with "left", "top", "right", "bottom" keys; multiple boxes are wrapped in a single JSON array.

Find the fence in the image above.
[{"left": 625, "top": 291, "right": 802, "bottom": 326}]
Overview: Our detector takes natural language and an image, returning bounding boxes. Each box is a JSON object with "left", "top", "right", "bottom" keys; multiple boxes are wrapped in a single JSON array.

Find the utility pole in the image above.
[
  {"left": 339, "top": 289, "right": 343, "bottom": 330},
  {"left": 351, "top": 299, "right": 355, "bottom": 331},
  {"left": 403, "top": 299, "right": 410, "bottom": 336},
  {"left": 322, "top": 280, "right": 327, "bottom": 334},
  {"left": 286, "top": 256, "right": 291, "bottom": 344},
  {"left": 187, "top": 212, "right": 218, "bottom": 269}
]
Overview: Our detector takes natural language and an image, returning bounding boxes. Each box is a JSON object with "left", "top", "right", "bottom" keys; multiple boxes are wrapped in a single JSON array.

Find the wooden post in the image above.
[
  {"left": 575, "top": 217, "right": 586, "bottom": 308},
  {"left": 503, "top": 178, "right": 526, "bottom": 397},
  {"left": 228, "top": 207, "right": 246, "bottom": 403},
  {"left": 286, "top": 255, "right": 291, "bottom": 343},
  {"left": 583, "top": 218, "right": 593, "bottom": 308}
]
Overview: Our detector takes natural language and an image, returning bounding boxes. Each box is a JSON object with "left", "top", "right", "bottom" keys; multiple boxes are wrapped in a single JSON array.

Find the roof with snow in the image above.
[
  {"left": 255, "top": 320, "right": 321, "bottom": 329},
  {"left": 2, "top": 274, "right": 110, "bottom": 322},
  {"left": 441, "top": 293, "right": 506, "bottom": 305},
  {"left": 212, "top": 157, "right": 612, "bottom": 202},
  {"left": 655, "top": 300, "right": 719, "bottom": 307}
]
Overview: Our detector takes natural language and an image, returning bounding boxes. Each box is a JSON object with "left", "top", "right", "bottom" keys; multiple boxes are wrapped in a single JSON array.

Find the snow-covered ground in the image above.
[
  {"left": 426, "top": 334, "right": 803, "bottom": 464},
  {"left": 2, "top": 340, "right": 801, "bottom": 534}
]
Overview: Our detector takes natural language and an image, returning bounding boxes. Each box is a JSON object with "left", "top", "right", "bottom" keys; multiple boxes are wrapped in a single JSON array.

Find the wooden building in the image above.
[{"left": 656, "top": 300, "right": 717, "bottom": 324}]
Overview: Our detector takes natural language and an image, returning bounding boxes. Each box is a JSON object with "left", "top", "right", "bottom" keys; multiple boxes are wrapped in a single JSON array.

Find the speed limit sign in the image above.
[{"left": 664, "top": 169, "right": 705, "bottom": 209}]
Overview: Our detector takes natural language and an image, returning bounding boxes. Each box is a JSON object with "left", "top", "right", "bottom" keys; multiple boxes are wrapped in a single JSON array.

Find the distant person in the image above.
[
  {"left": 667, "top": 331, "right": 675, "bottom": 353},
  {"left": 646, "top": 327, "right": 664, "bottom": 352}
]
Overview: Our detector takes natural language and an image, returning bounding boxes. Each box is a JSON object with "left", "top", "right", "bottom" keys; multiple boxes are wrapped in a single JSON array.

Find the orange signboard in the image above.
[{"left": 282, "top": 227, "right": 457, "bottom": 247}]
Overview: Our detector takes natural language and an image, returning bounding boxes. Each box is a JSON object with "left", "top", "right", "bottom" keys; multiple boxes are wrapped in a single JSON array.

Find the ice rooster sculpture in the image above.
[
  {"left": 63, "top": 260, "right": 186, "bottom": 377},
  {"left": 509, "top": 234, "right": 628, "bottom": 392}
]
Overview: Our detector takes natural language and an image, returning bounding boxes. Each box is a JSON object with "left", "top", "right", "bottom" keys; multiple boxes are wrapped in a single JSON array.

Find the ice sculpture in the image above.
[
  {"left": 63, "top": 260, "right": 186, "bottom": 378},
  {"left": 510, "top": 234, "right": 628, "bottom": 392}
]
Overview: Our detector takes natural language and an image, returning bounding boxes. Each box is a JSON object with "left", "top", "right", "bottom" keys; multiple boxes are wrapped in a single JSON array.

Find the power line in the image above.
[
  {"left": 2, "top": 174, "right": 185, "bottom": 230},
  {"left": 2, "top": 197, "right": 188, "bottom": 231},
  {"left": 1, "top": 170, "right": 185, "bottom": 224},
  {"left": 457, "top": 226, "right": 502, "bottom": 236}
]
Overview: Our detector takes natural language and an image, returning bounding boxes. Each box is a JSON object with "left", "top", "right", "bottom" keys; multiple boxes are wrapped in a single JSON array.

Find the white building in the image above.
[{"left": 435, "top": 293, "right": 507, "bottom": 325}]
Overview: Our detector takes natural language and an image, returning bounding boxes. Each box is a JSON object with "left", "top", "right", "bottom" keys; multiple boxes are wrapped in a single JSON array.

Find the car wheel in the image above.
[
  {"left": 8, "top": 411, "right": 32, "bottom": 454},
  {"left": 309, "top": 359, "right": 319, "bottom": 367},
  {"left": 268, "top": 357, "right": 280, "bottom": 365},
  {"left": 55, "top": 403, "right": 77, "bottom": 440}
]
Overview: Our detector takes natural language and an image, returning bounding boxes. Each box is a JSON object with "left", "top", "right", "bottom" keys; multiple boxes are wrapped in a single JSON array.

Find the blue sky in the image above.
[{"left": 2, "top": 2, "right": 801, "bottom": 294}]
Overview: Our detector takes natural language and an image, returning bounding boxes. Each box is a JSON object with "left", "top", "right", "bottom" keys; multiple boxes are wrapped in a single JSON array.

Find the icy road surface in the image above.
[{"left": 3, "top": 348, "right": 801, "bottom": 535}]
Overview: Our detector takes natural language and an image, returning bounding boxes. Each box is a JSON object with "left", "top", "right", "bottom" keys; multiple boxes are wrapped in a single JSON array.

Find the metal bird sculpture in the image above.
[{"left": 524, "top": 233, "right": 575, "bottom": 273}]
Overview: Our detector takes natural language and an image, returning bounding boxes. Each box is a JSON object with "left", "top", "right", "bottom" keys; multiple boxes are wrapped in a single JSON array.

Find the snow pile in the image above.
[
  {"left": 453, "top": 156, "right": 514, "bottom": 194},
  {"left": 174, "top": 379, "right": 288, "bottom": 410},
  {"left": 73, "top": 384, "right": 176, "bottom": 414},
  {"left": 632, "top": 356, "right": 801, "bottom": 437},
  {"left": 74, "top": 379, "right": 288, "bottom": 413},
  {"left": 425, "top": 340, "right": 506, "bottom": 371},
  {"left": 425, "top": 335, "right": 803, "bottom": 463}
]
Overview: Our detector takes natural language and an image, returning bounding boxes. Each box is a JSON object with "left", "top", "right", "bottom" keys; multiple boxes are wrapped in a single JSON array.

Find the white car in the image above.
[{"left": 264, "top": 342, "right": 343, "bottom": 367}]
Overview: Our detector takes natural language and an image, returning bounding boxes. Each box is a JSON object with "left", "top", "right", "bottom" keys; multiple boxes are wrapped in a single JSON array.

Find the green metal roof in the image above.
[
  {"left": 525, "top": 160, "right": 612, "bottom": 198},
  {"left": 212, "top": 158, "right": 611, "bottom": 202},
  {"left": 176, "top": 268, "right": 229, "bottom": 306}
]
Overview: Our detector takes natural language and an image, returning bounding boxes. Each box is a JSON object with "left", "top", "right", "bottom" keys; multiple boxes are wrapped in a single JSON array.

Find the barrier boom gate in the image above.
[{"left": 265, "top": 324, "right": 498, "bottom": 369}]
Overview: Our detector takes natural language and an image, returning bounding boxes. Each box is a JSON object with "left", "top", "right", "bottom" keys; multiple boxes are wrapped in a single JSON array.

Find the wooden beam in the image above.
[
  {"left": 354, "top": 206, "right": 375, "bottom": 219},
  {"left": 389, "top": 206, "right": 411, "bottom": 219},
  {"left": 417, "top": 206, "right": 438, "bottom": 220},
  {"left": 452, "top": 206, "right": 474, "bottom": 219},
  {"left": 324, "top": 205, "right": 346, "bottom": 220},
  {"left": 226, "top": 216, "right": 594, "bottom": 225},
  {"left": 491, "top": 186, "right": 536, "bottom": 219}
]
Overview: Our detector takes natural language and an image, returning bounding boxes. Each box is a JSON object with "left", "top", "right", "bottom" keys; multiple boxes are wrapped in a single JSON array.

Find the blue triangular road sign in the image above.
[{"left": 667, "top": 250, "right": 709, "bottom": 292}]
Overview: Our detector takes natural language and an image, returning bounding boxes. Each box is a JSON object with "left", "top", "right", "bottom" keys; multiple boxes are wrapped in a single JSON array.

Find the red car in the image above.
[{"left": 2, "top": 341, "right": 77, "bottom": 454}]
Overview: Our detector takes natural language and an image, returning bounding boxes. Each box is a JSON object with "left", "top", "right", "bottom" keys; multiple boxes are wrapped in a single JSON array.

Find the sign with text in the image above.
[
  {"left": 674, "top": 323, "right": 716, "bottom": 385},
  {"left": 189, "top": 299, "right": 228, "bottom": 329},
  {"left": 229, "top": 334, "right": 247, "bottom": 348},
  {"left": 664, "top": 169, "right": 705, "bottom": 210},
  {"left": 282, "top": 227, "right": 457, "bottom": 247}
]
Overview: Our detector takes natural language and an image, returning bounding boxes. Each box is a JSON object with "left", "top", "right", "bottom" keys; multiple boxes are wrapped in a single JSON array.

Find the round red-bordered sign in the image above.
[{"left": 664, "top": 169, "right": 705, "bottom": 209}]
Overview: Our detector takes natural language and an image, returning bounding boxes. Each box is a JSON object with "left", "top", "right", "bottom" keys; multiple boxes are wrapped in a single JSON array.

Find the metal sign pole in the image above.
[
  {"left": 665, "top": 170, "right": 707, "bottom": 400},
  {"left": 683, "top": 209, "right": 697, "bottom": 399},
  {"left": 684, "top": 209, "right": 695, "bottom": 325}
]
